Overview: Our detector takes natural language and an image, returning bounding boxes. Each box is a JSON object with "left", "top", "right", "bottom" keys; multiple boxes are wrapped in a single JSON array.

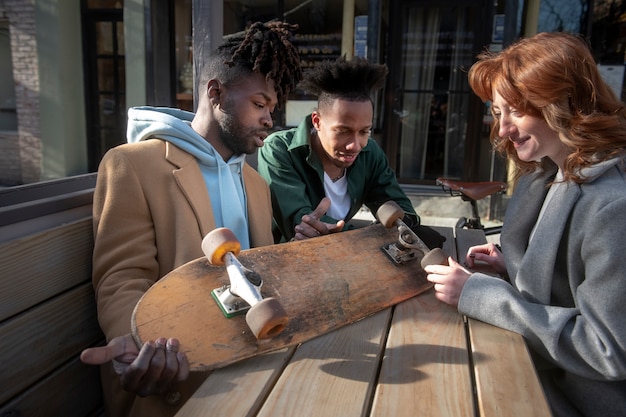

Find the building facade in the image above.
[{"left": 1, "top": 0, "right": 623, "bottom": 187}]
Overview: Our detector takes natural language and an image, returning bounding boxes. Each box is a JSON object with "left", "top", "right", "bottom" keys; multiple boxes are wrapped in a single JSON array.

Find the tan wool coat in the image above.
[{"left": 92, "top": 139, "right": 273, "bottom": 417}]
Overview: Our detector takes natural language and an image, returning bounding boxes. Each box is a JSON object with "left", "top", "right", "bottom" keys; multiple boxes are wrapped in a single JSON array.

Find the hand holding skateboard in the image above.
[
  {"left": 202, "top": 227, "right": 288, "bottom": 339},
  {"left": 132, "top": 200, "right": 437, "bottom": 371}
]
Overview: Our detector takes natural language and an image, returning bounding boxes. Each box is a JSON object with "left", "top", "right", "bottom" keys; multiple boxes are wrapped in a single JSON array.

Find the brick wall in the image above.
[
  {"left": 0, "top": 132, "right": 21, "bottom": 186},
  {"left": 1, "top": 0, "right": 42, "bottom": 186}
]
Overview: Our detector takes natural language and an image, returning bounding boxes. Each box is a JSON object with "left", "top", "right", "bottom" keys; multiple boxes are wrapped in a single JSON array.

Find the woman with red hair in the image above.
[{"left": 425, "top": 32, "right": 626, "bottom": 417}]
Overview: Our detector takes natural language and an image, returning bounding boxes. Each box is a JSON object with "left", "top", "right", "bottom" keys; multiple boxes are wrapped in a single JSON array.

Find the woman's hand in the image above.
[
  {"left": 424, "top": 257, "right": 472, "bottom": 306},
  {"left": 465, "top": 243, "right": 506, "bottom": 275}
]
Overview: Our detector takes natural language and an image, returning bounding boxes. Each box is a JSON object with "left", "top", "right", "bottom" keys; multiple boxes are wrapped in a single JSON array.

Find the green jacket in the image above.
[{"left": 258, "top": 115, "right": 417, "bottom": 242}]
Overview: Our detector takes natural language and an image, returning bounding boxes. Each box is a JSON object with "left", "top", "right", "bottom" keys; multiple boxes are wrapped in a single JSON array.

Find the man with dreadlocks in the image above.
[
  {"left": 257, "top": 56, "right": 445, "bottom": 248},
  {"left": 80, "top": 21, "right": 302, "bottom": 417}
]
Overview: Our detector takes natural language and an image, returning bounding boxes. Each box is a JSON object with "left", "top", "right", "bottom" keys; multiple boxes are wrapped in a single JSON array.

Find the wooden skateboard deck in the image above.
[{"left": 131, "top": 223, "right": 433, "bottom": 371}]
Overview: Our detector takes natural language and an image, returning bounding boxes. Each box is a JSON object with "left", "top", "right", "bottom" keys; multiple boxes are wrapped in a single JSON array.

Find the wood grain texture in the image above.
[
  {"left": 257, "top": 311, "right": 391, "bottom": 417},
  {"left": 133, "top": 224, "right": 433, "bottom": 371},
  {"left": 0, "top": 357, "right": 103, "bottom": 417},
  {"left": 469, "top": 319, "right": 552, "bottom": 417},
  {"left": 0, "top": 179, "right": 103, "bottom": 416},
  {"left": 175, "top": 348, "right": 295, "bottom": 417},
  {"left": 371, "top": 292, "right": 474, "bottom": 417},
  {"left": 456, "top": 228, "right": 551, "bottom": 416},
  {"left": 173, "top": 226, "right": 552, "bottom": 417},
  {"left": 0, "top": 284, "right": 103, "bottom": 404},
  {"left": 0, "top": 217, "right": 93, "bottom": 321}
]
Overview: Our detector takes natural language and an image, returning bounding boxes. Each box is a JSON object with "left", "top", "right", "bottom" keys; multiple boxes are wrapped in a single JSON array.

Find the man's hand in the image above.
[
  {"left": 293, "top": 197, "right": 345, "bottom": 240},
  {"left": 80, "top": 334, "right": 190, "bottom": 397}
]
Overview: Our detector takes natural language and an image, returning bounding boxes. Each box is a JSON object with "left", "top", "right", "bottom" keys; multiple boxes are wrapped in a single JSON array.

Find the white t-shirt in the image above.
[{"left": 323, "top": 173, "right": 350, "bottom": 220}]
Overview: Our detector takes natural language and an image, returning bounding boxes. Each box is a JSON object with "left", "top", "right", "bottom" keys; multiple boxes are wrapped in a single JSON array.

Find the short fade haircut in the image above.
[
  {"left": 298, "top": 55, "right": 388, "bottom": 111},
  {"left": 200, "top": 21, "right": 302, "bottom": 107}
]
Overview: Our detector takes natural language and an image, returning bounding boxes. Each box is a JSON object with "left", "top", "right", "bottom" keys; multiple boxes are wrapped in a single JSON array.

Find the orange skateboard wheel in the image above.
[
  {"left": 202, "top": 228, "right": 241, "bottom": 266},
  {"left": 246, "top": 297, "right": 289, "bottom": 339},
  {"left": 376, "top": 201, "right": 405, "bottom": 228}
]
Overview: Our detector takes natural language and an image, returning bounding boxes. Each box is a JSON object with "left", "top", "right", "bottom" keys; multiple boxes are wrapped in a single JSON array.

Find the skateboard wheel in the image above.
[
  {"left": 420, "top": 248, "right": 449, "bottom": 268},
  {"left": 376, "top": 201, "right": 405, "bottom": 228},
  {"left": 202, "top": 228, "right": 241, "bottom": 265},
  {"left": 246, "top": 297, "right": 289, "bottom": 339}
]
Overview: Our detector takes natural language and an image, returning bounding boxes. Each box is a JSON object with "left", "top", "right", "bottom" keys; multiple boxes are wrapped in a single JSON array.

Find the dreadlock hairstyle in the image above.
[
  {"left": 299, "top": 55, "right": 388, "bottom": 113},
  {"left": 200, "top": 21, "right": 302, "bottom": 107}
]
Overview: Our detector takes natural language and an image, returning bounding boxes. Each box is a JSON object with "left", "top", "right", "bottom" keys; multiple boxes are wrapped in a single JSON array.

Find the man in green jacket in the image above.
[{"left": 258, "top": 56, "right": 444, "bottom": 248}]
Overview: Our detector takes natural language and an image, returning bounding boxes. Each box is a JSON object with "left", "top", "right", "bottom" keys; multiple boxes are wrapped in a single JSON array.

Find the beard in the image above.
[{"left": 217, "top": 110, "right": 267, "bottom": 156}]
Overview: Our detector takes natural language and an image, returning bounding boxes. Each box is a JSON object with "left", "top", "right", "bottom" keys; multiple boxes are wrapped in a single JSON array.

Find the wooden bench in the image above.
[{"left": 0, "top": 174, "right": 105, "bottom": 417}]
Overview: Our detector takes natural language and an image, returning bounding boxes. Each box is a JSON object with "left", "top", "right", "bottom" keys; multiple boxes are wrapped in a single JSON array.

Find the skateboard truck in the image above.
[
  {"left": 376, "top": 201, "right": 432, "bottom": 265},
  {"left": 211, "top": 255, "right": 262, "bottom": 317},
  {"left": 202, "top": 228, "right": 289, "bottom": 339}
]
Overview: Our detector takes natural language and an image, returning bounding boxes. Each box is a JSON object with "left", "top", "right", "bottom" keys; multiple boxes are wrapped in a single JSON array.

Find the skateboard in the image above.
[{"left": 131, "top": 201, "right": 445, "bottom": 371}]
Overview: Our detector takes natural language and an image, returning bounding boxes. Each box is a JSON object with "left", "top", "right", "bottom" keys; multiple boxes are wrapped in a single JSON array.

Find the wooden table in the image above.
[{"left": 176, "top": 227, "right": 552, "bottom": 417}]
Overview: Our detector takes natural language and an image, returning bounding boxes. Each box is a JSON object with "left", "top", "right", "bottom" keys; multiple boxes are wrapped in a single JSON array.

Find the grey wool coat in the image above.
[{"left": 459, "top": 157, "right": 626, "bottom": 417}]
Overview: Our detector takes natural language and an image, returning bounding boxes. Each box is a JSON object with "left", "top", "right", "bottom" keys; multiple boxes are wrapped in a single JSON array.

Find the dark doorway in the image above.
[
  {"left": 81, "top": 2, "right": 126, "bottom": 172},
  {"left": 384, "top": 0, "right": 492, "bottom": 182}
]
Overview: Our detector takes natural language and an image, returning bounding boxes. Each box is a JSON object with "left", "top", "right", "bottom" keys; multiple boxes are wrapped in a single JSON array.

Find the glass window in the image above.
[
  {"left": 0, "top": 21, "right": 17, "bottom": 131},
  {"left": 537, "top": 0, "right": 589, "bottom": 33},
  {"left": 394, "top": 5, "right": 478, "bottom": 180},
  {"left": 590, "top": 0, "right": 625, "bottom": 100},
  {"left": 87, "top": 0, "right": 123, "bottom": 9}
]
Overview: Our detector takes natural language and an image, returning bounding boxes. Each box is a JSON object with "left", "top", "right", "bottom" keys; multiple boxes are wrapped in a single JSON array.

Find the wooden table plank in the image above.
[
  {"left": 468, "top": 319, "right": 552, "bottom": 417},
  {"left": 455, "top": 227, "right": 551, "bottom": 416},
  {"left": 371, "top": 291, "right": 475, "bottom": 417},
  {"left": 256, "top": 310, "right": 392, "bottom": 417},
  {"left": 177, "top": 226, "right": 551, "bottom": 417},
  {"left": 175, "top": 348, "right": 294, "bottom": 417}
]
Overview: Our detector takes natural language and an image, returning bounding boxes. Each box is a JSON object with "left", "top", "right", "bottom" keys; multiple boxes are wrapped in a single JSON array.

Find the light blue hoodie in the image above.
[{"left": 126, "top": 106, "right": 251, "bottom": 249}]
